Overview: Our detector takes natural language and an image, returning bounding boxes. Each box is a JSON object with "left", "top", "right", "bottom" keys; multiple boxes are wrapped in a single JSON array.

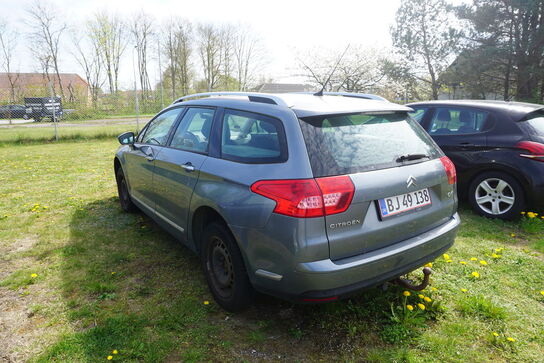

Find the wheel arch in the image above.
[{"left": 191, "top": 206, "right": 231, "bottom": 254}]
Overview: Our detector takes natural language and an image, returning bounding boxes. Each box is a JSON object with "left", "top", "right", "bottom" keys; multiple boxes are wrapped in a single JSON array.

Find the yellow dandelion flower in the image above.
[
  {"left": 418, "top": 294, "right": 424, "bottom": 299},
  {"left": 479, "top": 260, "right": 488, "bottom": 266},
  {"left": 527, "top": 212, "right": 536, "bottom": 218},
  {"left": 203, "top": 300, "right": 210, "bottom": 305},
  {"left": 424, "top": 296, "right": 432, "bottom": 303},
  {"left": 506, "top": 337, "right": 516, "bottom": 342},
  {"left": 112, "top": 350, "right": 118, "bottom": 354},
  {"left": 460, "top": 261, "right": 467, "bottom": 265},
  {"left": 521, "top": 211, "right": 526, "bottom": 215},
  {"left": 460, "top": 288, "right": 468, "bottom": 293},
  {"left": 470, "top": 257, "right": 477, "bottom": 261},
  {"left": 417, "top": 303, "right": 426, "bottom": 310},
  {"left": 424, "top": 262, "right": 433, "bottom": 268},
  {"left": 443, "top": 253, "right": 450, "bottom": 260},
  {"left": 540, "top": 291, "right": 544, "bottom": 296},
  {"left": 403, "top": 291, "right": 411, "bottom": 297},
  {"left": 492, "top": 332, "right": 499, "bottom": 337},
  {"left": 30, "top": 273, "right": 38, "bottom": 278},
  {"left": 407, "top": 304, "right": 414, "bottom": 311},
  {"left": 111, "top": 272, "right": 116, "bottom": 275},
  {"left": 431, "top": 287, "right": 438, "bottom": 292},
  {"left": 107, "top": 356, "right": 113, "bottom": 361},
  {"left": 471, "top": 271, "right": 480, "bottom": 278},
  {"left": 491, "top": 253, "right": 502, "bottom": 259},
  {"left": 510, "top": 233, "right": 516, "bottom": 237},
  {"left": 495, "top": 248, "right": 504, "bottom": 253}
]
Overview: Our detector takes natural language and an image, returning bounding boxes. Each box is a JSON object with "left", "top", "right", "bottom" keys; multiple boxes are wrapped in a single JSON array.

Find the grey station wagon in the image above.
[{"left": 114, "top": 92, "right": 460, "bottom": 311}]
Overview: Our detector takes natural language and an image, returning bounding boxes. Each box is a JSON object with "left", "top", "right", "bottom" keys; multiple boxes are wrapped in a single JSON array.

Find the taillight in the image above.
[
  {"left": 516, "top": 141, "right": 544, "bottom": 162},
  {"left": 439, "top": 156, "right": 456, "bottom": 185},
  {"left": 250, "top": 176, "right": 355, "bottom": 218}
]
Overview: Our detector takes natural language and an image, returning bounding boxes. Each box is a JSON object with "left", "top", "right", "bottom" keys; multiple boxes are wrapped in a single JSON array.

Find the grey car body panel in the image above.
[{"left": 115, "top": 92, "right": 459, "bottom": 301}]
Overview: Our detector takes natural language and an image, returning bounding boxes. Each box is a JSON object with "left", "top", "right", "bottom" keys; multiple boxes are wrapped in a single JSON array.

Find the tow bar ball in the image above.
[{"left": 394, "top": 267, "right": 433, "bottom": 292}]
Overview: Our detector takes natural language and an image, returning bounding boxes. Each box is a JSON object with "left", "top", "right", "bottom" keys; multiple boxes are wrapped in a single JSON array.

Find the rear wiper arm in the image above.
[{"left": 396, "top": 153, "right": 429, "bottom": 163}]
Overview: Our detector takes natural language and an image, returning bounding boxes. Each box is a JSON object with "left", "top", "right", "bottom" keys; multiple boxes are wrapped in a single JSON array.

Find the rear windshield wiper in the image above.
[{"left": 396, "top": 153, "right": 429, "bottom": 163}]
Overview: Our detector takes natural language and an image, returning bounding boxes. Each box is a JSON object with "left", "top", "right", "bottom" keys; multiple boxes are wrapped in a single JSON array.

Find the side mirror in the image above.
[{"left": 118, "top": 131, "right": 135, "bottom": 145}]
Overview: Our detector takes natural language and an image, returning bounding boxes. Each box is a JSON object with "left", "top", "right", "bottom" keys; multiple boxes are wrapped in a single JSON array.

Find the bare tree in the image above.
[
  {"left": 197, "top": 24, "right": 222, "bottom": 91},
  {"left": 71, "top": 30, "right": 104, "bottom": 106},
  {"left": 88, "top": 12, "right": 126, "bottom": 94},
  {"left": 163, "top": 18, "right": 192, "bottom": 99},
  {"left": 297, "top": 46, "right": 385, "bottom": 93},
  {"left": 27, "top": 0, "right": 66, "bottom": 99},
  {"left": 219, "top": 24, "right": 235, "bottom": 90},
  {"left": 130, "top": 12, "right": 154, "bottom": 101},
  {"left": 0, "top": 19, "right": 20, "bottom": 107},
  {"left": 232, "top": 26, "right": 265, "bottom": 91}
]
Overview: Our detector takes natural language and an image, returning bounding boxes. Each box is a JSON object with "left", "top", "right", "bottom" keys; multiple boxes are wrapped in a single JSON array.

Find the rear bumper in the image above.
[{"left": 255, "top": 213, "right": 460, "bottom": 301}]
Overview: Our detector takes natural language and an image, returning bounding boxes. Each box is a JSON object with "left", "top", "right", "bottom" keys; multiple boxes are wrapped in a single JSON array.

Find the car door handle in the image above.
[
  {"left": 458, "top": 142, "right": 474, "bottom": 146},
  {"left": 181, "top": 162, "right": 195, "bottom": 172},
  {"left": 142, "top": 148, "right": 155, "bottom": 161}
]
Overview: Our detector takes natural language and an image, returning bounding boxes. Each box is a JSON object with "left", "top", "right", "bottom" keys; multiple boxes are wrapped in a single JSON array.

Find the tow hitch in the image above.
[{"left": 393, "top": 267, "right": 432, "bottom": 291}]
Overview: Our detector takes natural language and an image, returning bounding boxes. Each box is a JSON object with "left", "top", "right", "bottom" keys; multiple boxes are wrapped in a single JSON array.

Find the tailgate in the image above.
[{"left": 325, "top": 159, "right": 456, "bottom": 261}]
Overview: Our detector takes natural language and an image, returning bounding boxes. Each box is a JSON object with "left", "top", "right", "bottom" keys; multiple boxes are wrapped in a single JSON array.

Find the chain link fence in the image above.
[{"left": 0, "top": 75, "right": 167, "bottom": 143}]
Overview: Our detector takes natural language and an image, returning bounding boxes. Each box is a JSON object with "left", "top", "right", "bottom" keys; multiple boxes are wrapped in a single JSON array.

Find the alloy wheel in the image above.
[{"left": 474, "top": 178, "right": 515, "bottom": 215}]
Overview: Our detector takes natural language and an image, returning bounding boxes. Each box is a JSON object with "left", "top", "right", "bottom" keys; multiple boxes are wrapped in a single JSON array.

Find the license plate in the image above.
[{"left": 378, "top": 188, "right": 432, "bottom": 218}]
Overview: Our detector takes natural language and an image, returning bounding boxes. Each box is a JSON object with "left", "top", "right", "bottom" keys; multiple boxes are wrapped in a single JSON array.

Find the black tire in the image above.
[
  {"left": 115, "top": 167, "right": 137, "bottom": 213},
  {"left": 201, "top": 222, "right": 254, "bottom": 312},
  {"left": 468, "top": 171, "right": 525, "bottom": 220}
]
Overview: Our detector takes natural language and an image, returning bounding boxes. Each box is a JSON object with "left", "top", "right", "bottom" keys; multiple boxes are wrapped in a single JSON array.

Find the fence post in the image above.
[{"left": 48, "top": 81, "right": 58, "bottom": 141}]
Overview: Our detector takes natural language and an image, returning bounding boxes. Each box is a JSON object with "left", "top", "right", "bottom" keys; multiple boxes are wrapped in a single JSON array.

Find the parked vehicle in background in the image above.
[
  {"left": 114, "top": 92, "right": 460, "bottom": 311},
  {"left": 0, "top": 104, "right": 29, "bottom": 119},
  {"left": 408, "top": 100, "right": 544, "bottom": 220},
  {"left": 24, "top": 97, "right": 63, "bottom": 122}
]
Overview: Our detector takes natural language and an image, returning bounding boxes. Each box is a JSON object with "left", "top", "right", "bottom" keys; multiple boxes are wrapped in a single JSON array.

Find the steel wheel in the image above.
[
  {"left": 474, "top": 178, "right": 515, "bottom": 215},
  {"left": 208, "top": 237, "right": 235, "bottom": 299},
  {"left": 201, "top": 222, "right": 254, "bottom": 311}
]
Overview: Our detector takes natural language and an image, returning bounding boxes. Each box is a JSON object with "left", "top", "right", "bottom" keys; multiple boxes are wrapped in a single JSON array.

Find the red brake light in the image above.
[
  {"left": 250, "top": 176, "right": 355, "bottom": 218},
  {"left": 516, "top": 141, "right": 544, "bottom": 162},
  {"left": 439, "top": 156, "right": 456, "bottom": 185}
]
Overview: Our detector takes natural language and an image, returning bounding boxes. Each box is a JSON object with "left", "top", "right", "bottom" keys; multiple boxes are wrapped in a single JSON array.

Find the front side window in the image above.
[
  {"left": 299, "top": 112, "right": 441, "bottom": 177},
  {"left": 221, "top": 109, "right": 287, "bottom": 163},
  {"left": 428, "top": 108, "right": 489, "bottom": 135},
  {"left": 170, "top": 108, "right": 215, "bottom": 153},
  {"left": 140, "top": 108, "right": 184, "bottom": 145}
]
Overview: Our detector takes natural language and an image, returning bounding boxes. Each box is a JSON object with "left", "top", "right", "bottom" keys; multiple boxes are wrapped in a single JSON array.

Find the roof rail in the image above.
[
  {"left": 292, "top": 91, "right": 388, "bottom": 102},
  {"left": 172, "top": 92, "right": 290, "bottom": 107}
]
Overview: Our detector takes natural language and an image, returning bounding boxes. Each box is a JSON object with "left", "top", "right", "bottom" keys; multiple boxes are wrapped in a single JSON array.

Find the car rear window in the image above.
[
  {"left": 519, "top": 110, "right": 544, "bottom": 135},
  {"left": 299, "top": 112, "right": 441, "bottom": 177}
]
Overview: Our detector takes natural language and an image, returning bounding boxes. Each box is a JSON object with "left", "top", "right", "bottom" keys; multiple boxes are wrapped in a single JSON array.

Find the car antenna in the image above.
[{"left": 314, "top": 44, "right": 350, "bottom": 97}]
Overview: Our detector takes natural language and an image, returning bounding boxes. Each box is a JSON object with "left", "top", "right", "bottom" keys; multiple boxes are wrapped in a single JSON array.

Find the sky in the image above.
[{"left": 3, "top": 0, "right": 406, "bottom": 89}]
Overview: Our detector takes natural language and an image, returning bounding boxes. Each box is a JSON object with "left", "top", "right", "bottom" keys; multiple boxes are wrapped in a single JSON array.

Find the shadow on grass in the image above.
[{"left": 37, "top": 197, "right": 407, "bottom": 362}]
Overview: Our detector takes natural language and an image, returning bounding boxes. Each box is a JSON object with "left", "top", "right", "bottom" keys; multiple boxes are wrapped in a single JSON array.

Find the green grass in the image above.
[
  {"left": 1, "top": 139, "right": 543, "bottom": 362},
  {"left": 0, "top": 123, "right": 140, "bottom": 144}
]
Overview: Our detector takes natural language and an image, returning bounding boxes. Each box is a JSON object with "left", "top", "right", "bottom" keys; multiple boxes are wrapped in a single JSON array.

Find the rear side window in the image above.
[
  {"left": 519, "top": 110, "right": 544, "bottom": 135},
  {"left": 221, "top": 109, "right": 287, "bottom": 163},
  {"left": 428, "top": 108, "right": 489, "bottom": 135},
  {"left": 299, "top": 112, "right": 441, "bottom": 177}
]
